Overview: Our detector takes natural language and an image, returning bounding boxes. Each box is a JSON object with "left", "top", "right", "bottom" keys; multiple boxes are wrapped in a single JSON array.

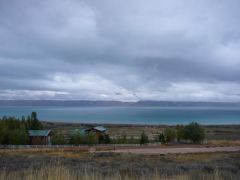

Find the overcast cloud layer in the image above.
[{"left": 0, "top": 0, "right": 240, "bottom": 102}]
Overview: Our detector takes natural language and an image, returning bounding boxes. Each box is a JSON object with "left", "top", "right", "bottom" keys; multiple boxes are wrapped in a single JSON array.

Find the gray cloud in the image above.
[{"left": 0, "top": 0, "right": 240, "bottom": 101}]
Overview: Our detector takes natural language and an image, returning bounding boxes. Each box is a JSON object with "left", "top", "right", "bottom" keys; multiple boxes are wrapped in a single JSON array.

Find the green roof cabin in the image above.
[{"left": 28, "top": 130, "right": 52, "bottom": 145}]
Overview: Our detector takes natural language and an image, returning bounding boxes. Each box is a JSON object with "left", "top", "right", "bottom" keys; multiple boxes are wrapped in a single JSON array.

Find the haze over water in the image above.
[{"left": 0, "top": 106, "right": 239, "bottom": 125}]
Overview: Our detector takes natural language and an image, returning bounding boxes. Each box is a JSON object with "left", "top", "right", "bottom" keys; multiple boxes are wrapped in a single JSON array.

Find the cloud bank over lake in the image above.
[{"left": 0, "top": 0, "right": 240, "bottom": 101}]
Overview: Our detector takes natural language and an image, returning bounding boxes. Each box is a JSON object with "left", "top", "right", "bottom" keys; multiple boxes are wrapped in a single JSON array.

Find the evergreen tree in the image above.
[
  {"left": 104, "top": 134, "right": 111, "bottom": 144},
  {"left": 140, "top": 132, "right": 149, "bottom": 144},
  {"left": 158, "top": 133, "right": 166, "bottom": 144},
  {"left": 29, "top": 112, "right": 42, "bottom": 130}
]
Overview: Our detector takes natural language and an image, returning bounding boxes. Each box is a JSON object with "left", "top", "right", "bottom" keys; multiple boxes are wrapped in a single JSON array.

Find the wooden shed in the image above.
[{"left": 28, "top": 130, "right": 52, "bottom": 145}]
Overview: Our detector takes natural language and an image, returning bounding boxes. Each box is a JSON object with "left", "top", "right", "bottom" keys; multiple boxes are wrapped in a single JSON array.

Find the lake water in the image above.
[{"left": 0, "top": 106, "right": 240, "bottom": 125}]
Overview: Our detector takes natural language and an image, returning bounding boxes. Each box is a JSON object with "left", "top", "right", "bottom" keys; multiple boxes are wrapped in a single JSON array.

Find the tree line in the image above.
[
  {"left": 159, "top": 122, "right": 205, "bottom": 144},
  {"left": 0, "top": 112, "right": 42, "bottom": 145}
]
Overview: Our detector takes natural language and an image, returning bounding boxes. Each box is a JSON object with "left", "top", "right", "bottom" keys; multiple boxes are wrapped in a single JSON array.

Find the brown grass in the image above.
[
  {"left": 207, "top": 140, "right": 240, "bottom": 146},
  {"left": 1, "top": 148, "right": 239, "bottom": 180},
  {"left": 0, "top": 165, "right": 229, "bottom": 180}
]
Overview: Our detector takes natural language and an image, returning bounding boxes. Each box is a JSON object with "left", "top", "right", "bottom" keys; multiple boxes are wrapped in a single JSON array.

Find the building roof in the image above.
[
  {"left": 28, "top": 130, "right": 52, "bottom": 137},
  {"left": 93, "top": 126, "right": 106, "bottom": 132}
]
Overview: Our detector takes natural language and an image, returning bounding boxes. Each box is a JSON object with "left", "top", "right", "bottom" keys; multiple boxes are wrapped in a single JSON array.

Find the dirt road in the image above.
[{"left": 106, "top": 146, "right": 240, "bottom": 155}]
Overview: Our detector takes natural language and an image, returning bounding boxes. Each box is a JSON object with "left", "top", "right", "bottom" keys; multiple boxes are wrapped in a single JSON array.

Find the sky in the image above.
[{"left": 0, "top": 0, "right": 240, "bottom": 102}]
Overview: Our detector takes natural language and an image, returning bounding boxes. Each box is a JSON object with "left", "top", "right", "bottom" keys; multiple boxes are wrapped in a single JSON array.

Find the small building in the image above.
[
  {"left": 85, "top": 126, "right": 107, "bottom": 134},
  {"left": 85, "top": 126, "right": 107, "bottom": 142},
  {"left": 28, "top": 130, "right": 52, "bottom": 145}
]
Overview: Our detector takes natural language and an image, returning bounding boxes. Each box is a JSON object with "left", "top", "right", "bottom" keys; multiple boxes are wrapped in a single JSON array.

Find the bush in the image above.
[
  {"left": 184, "top": 122, "right": 205, "bottom": 143},
  {"left": 164, "top": 128, "right": 176, "bottom": 143},
  {"left": 140, "top": 132, "right": 149, "bottom": 144}
]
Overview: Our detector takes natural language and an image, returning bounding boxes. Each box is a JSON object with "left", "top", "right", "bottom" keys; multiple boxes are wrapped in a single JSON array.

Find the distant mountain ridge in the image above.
[{"left": 0, "top": 100, "right": 240, "bottom": 107}]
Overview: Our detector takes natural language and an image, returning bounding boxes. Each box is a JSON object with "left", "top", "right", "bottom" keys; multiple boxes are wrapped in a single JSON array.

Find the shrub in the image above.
[
  {"left": 164, "top": 128, "right": 176, "bottom": 143},
  {"left": 184, "top": 122, "right": 205, "bottom": 144}
]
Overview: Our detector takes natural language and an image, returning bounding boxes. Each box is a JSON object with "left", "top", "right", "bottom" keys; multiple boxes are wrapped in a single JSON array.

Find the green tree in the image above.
[
  {"left": 184, "top": 122, "right": 205, "bottom": 144},
  {"left": 176, "top": 125, "right": 186, "bottom": 142},
  {"left": 164, "top": 128, "right": 176, "bottom": 143},
  {"left": 8, "top": 129, "right": 28, "bottom": 145},
  {"left": 0, "top": 123, "right": 8, "bottom": 144},
  {"left": 29, "top": 112, "right": 42, "bottom": 130},
  {"left": 140, "top": 132, "right": 149, "bottom": 144},
  {"left": 70, "top": 132, "right": 84, "bottom": 145},
  {"left": 104, "top": 134, "right": 111, "bottom": 144},
  {"left": 52, "top": 131, "right": 66, "bottom": 145},
  {"left": 158, "top": 133, "right": 166, "bottom": 144}
]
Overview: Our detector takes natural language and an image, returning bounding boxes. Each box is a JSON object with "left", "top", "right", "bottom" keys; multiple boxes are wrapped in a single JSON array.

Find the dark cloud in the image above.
[{"left": 0, "top": 0, "right": 240, "bottom": 101}]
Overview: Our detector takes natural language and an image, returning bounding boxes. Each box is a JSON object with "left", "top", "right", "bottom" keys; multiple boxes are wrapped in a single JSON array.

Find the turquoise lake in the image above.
[{"left": 0, "top": 106, "right": 240, "bottom": 125}]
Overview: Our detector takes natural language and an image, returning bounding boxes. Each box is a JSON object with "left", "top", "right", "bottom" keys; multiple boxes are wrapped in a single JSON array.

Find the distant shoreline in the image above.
[
  {"left": 1, "top": 105, "right": 240, "bottom": 125},
  {"left": 1, "top": 100, "right": 240, "bottom": 107},
  {"left": 42, "top": 121, "right": 240, "bottom": 127}
]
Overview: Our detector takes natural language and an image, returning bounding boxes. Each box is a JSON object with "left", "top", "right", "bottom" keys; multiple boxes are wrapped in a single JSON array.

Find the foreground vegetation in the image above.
[
  {"left": 0, "top": 166, "right": 231, "bottom": 180},
  {"left": 0, "top": 149, "right": 239, "bottom": 180}
]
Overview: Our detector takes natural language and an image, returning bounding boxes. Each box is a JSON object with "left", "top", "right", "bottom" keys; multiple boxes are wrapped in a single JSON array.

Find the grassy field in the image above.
[{"left": 0, "top": 148, "right": 239, "bottom": 180}]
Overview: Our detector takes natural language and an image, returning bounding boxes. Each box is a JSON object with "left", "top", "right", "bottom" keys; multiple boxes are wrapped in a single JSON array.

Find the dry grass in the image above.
[
  {"left": 0, "top": 148, "right": 90, "bottom": 160},
  {"left": 166, "top": 152, "right": 223, "bottom": 163},
  {"left": 207, "top": 140, "right": 240, "bottom": 146},
  {"left": 1, "top": 148, "right": 239, "bottom": 180},
  {"left": 0, "top": 165, "right": 229, "bottom": 180}
]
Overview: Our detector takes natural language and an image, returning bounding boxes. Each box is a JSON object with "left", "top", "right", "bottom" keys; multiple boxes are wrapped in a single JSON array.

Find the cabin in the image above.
[
  {"left": 85, "top": 126, "right": 107, "bottom": 142},
  {"left": 85, "top": 126, "right": 107, "bottom": 134},
  {"left": 69, "top": 126, "right": 108, "bottom": 144},
  {"left": 28, "top": 130, "right": 52, "bottom": 145},
  {"left": 72, "top": 126, "right": 107, "bottom": 136}
]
